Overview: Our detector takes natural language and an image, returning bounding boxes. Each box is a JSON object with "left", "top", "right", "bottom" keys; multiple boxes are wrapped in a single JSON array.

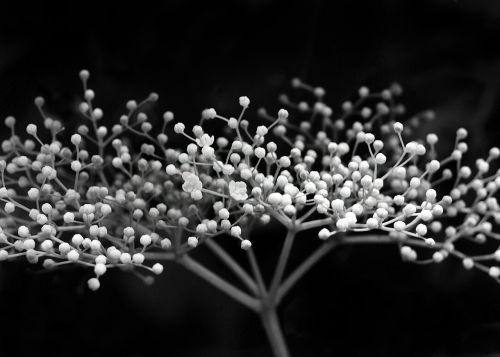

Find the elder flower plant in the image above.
[{"left": 1, "top": 71, "right": 500, "bottom": 356}]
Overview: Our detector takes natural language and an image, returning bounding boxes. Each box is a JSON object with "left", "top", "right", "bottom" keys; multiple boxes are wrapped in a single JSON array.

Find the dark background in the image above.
[{"left": 1, "top": 0, "right": 500, "bottom": 356}]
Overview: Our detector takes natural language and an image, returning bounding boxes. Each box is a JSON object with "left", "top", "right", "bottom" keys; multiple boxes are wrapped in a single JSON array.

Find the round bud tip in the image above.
[
  {"left": 278, "top": 109, "right": 289, "bottom": 120},
  {"left": 87, "top": 278, "right": 100, "bottom": 291},
  {"left": 291, "top": 78, "right": 301, "bottom": 88},
  {"left": 152, "top": 263, "right": 164, "bottom": 275},
  {"left": 4, "top": 116, "right": 16, "bottom": 128},
  {"left": 239, "top": 96, "right": 250, "bottom": 108},
  {"left": 456, "top": 128, "right": 468, "bottom": 140},
  {"left": 26, "top": 124, "right": 37, "bottom": 135},
  {"left": 163, "top": 111, "right": 174, "bottom": 122},
  {"left": 79, "top": 69, "right": 90, "bottom": 81},
  {"left": 313, "top": 87, "right": 325, "bottom": 98},
  {"left": 240, "top": 239, "right": 252, "bottom": 250},
  {"left": 34, "top": 96, "right": 45, "bottom": 107},
  {"left": 358, "top": 86, "right": 369, "bottom": 98},
  {"left": 393, "top": 122, "right": 404, "bottom": 133},
  {"left": 148, "top": 92, "right": 159, "bottom": 102}
]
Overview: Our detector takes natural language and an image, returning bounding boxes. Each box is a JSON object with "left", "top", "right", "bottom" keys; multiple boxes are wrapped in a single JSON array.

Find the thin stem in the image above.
[
  {"left": 298, "top": 217, "right": 332, "bottom": 232},
  {"left": 143, "top": 252, "right": 177, "bottom": 260},
  {"left": 277, "top": 238, "right": 338, "bottom": 304},
  {"left": 247, "top": 247, "right": 268, "bottom": 296},
  {"left": 276, "top": 234, "right": 437, "bottom": 303},
  {"left": 204, "top": 239, "right": 258, "bottom": 295},
  {"left": 179, "top": 256, "right": 260, "bottom": 312},
  {"left": 260, "top": 307, "right": 290, "bottom": 357},
  {"left": 269, "top": 229, "right": 296, "bottom": 299},
  {"left": 266, "top": 208, "right": 292, "bottom": 229}
]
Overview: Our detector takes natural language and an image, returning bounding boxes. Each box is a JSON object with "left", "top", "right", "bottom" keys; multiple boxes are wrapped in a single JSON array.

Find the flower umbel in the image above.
[{"left": 1, "top": 71, "right": 499, "bottom": 357}]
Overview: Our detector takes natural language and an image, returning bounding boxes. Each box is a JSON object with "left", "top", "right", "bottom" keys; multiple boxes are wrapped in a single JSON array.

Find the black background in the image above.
[{"left": 1, "top": 1, "right": 500, "bottom": 356}]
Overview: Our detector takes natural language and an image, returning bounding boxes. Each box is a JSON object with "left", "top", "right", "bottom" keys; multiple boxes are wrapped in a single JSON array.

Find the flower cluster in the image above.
[{"left": 1, "top": 70, "right": 500, "bottom": 293}]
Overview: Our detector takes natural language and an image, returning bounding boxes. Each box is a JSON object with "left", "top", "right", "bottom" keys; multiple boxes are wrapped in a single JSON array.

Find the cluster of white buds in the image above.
[{"left": 1, "top": 71, "right": 500, "bottom": 292}]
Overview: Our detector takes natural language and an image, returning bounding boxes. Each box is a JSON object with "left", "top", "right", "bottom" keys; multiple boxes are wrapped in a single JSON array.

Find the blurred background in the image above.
[{"left": 1, "top": 0, "right": 500, "bottom": 356}]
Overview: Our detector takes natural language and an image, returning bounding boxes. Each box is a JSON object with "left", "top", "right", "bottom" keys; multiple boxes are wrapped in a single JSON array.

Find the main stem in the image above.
[
  {"left": 260, "top": 306, "right": 290, "bottom": 357},
  {"left": 256, "top": 227, "right": 296, "bottom": 357},
  {"left": 174, "top": 232, "right": 431, "bottom": 357}
]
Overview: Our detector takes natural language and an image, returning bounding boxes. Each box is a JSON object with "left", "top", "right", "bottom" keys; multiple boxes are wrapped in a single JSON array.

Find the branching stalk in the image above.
[{"left": 179, "top": 255, "right": 260, "bottom": 312}]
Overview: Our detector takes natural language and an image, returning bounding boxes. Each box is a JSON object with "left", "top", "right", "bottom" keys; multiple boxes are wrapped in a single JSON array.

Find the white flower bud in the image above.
[
  {"left": 160, "top": 238, "right": 172, "bottom": 249},
  {"left": 428, "top": 160, "right": 440, "bottom": 173},
  {"left": 187, "top": 236, "right": 198, "bottom": 248},
  {"left": 394, "top": 221, "right": 406, "bottom": 232},
  {"left": 120, "top": 253, "right": 132, "bottom": 264},
  {"left": 72, "top": 234, "right": 84, "bottom": 246},
  {"left": 87, "top": 278, "right": 100, "bottom": 291},
  {"left": 202, "top": 108, "right": 217, "bottom": 119},
  {"left": 318, "top": 228, "right": 331, "bottom": 240},
  {"left": 132, "top": 253, "right": 145, "bottom": 264},
  {"left": 165, "top": 164, "right": 178, "bottom": 175},
  {"left": 409, "top": 177, "right": 420, "bottom": 188},
  {"left": 456, "top": 128, "right": 468, "bottom": 140},
  {"left": 393, "top": 122, "right": 403, "bottom": 133},
  {"left": 26, "top": 124, "right": 37, "bottom": 135},
  {"left": 18, "top": 225, "right": 30, "bottom": 238},
  {"left": 174, "top": 123, "right": 185, "bottom": 133},
  {"left": 426, "top": 134, "right": 438, "bottom": 145},
  {"left": 268, "top": 192, "right": 283, "bottom": 206},
  {"left": 94, "top": 263, "right": 107, "bottom": 276},
  {"left": 462, "top": 258, "right": 474, "bottom": 270},
  {"left": 489, "top": 266, "right": 500, "bottom": 278},
  {"left": 230, "top": 226, "right": 242, "bottom": 237},
  {"left": 416, "top": 224, "right": 427, "bottom": 236},
  {"left": 375, "top": 153, "right": 386, "bottom": 165},
  {"left": 402, "top": 204, "right": 416, "bottom": 216},
  {"left": 336, "top": 218, "right": 349, "bottom": 231},
  {"left": 339, "top": 186, "right": 351, "bottom": 198},
  {"left": 63, "top": 212, "right": 75, "bottom": 223},
  {"left": 239, "top": 96, "right": 250, "bottom": 108},
  {"left": 331, "top": 199, "right": 344, "bottom": 211},
  {"left": 240, "top": 239, "right": 252, "bottom": 250},
  {"left": 59, "top": 242, "right": 71, "bottom": 255},
  {"left": 22, "top": 238, "right": 35, "bottom": 250},
  {"left": 419, "top": 210, "right": 433, "bottom": 221},
  {"left": 67, "top": 250, "right": 80, "bottom": 262},
  {"left": 218, "top": 208, "right": 230, "bottom": 220},
  {"left": 373, "top": 178, "right": 384, "bottom": 190},
  {"left": 140, "top": 234, "right": 152, "bottom": 246},
  {"left": 152, "top": 263, "right": 164, "bottom": 275},
  {"left": 278, "top": 109, "right": 289, "bottom": 120},
  {"left": 4, "top": 202, "right": 16, "bottom": 214},
  {"left": 71, "top": 160, "right": 82, "bottom": 172},
  {"left": 432, "top": 251, "right": 444, "bottom": 263},
  {"left": 424, "top": 238, "right": 435, "bottom": 246},
  {"left": 393, "top": 195, "right": 405, "bottom": 205},
  {"left": 90, "top": 239, "right": 101, "bottom": 251}
]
